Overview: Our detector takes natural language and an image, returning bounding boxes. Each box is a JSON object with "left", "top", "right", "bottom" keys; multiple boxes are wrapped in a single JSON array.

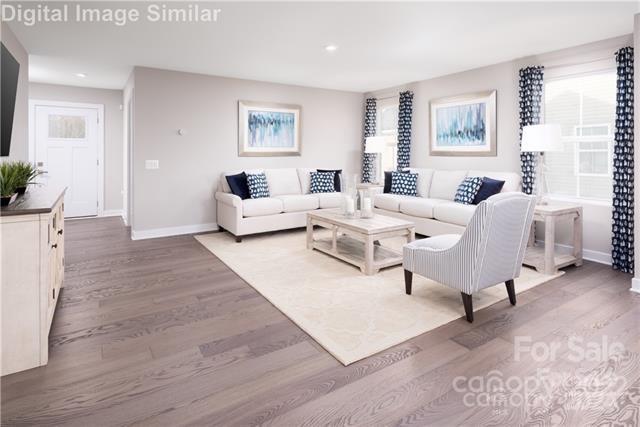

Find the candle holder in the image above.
[
  {"left": 360, "top": 188, "right": 374, "bottom": 219},
  {"left": 342, "top": 173, "right": 357, "bottom": 218}
]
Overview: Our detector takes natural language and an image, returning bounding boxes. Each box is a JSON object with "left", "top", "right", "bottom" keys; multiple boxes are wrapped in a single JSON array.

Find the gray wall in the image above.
[
  {"left": 131, "top": 67, "right": 363, "bottom": 234},
  {"left": 1, "top": 23, "right": 28, "bottom": 160},
  {"left": 29, "top": 83, "right": 124, "bottom": 212},
  {"left": 366, "top": 36, "right": 633, "bottom": 261}
]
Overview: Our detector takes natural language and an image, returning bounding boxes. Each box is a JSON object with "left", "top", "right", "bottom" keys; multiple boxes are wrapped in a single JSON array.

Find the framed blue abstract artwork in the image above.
[
  {"left": 238, "top": 101, "right": 301, "bottom": 156},
  {"left": 429, "top": 90, "right": 497, "bottom": 157}
]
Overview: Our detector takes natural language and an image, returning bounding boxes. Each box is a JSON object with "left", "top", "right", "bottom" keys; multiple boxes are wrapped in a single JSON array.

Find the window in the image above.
[
  {"left": 376, "top": 98, "right": 399, "bottom": 171},
  {"left": 544, "top": 71, "right": 616, "bottom": 201},
  {"left": 48, "top": 114, "right": 86, "bottom": 139}
]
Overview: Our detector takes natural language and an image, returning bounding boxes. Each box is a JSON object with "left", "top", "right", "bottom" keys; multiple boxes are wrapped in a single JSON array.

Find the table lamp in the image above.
[
  {"left": 365, "top": 135, "right": 396, "bottom": 185},
  {"left": 521, "top": 124, "right": 563, "bottom": 204}
]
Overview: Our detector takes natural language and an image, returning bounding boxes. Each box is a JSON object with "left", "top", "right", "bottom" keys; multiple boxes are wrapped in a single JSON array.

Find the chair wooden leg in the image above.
[
  {"left": 461, "top": 293, "right": 473, "bottom": 323},
  {"left": 404, "top": 270, "right": 413, "bottom": 295},
  {"left": 505, "top": 279, "right": 516, "bottom": 305}
]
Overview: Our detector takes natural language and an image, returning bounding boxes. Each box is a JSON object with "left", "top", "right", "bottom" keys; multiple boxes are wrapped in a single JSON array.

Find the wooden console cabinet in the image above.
[{"left": 1, "top": 186, "right": 66, "bottom": 376}]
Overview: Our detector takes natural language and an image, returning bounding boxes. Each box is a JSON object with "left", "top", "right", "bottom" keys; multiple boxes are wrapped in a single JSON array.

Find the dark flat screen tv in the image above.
[{"left": 1, "top": 43, "right": 20, "bottom": 157}]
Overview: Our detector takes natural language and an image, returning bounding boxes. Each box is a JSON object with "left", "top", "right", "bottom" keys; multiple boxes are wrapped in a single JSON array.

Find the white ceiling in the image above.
[{"left": 9, "top": 1, "right": 639, "bottom": 92}]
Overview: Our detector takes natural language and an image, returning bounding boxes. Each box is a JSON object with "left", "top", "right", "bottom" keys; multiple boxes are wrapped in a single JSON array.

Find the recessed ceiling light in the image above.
[
  {"left": 75, "top": 73, "right": 87, "bottom": 78},
  {"left": 324, "top": 45, "right": 338, "bottom": 52}
]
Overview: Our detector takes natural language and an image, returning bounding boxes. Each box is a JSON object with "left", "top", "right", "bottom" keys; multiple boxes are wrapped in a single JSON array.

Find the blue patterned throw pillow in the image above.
[
  {"left": 246, "top": 173, "right": 270, "bottom": 199},
  {"left": 454, "top": 177, "right": 483, "bottom": 204},
  {"left": 310, "top": 171, "right": 335, "bottom": 193},
  {"left": 390, "top": 171, "right": 418, "bottom": 196}
]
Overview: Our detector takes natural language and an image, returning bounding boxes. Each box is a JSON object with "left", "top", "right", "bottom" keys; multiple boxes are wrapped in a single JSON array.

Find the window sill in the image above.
[{"left": 546, "top": 195, "right": 612, "bottom": 208}]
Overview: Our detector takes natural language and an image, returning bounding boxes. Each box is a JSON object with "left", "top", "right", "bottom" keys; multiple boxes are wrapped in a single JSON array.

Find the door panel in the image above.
[{"left": 35, "top": 105, "right": 99, "bottom": 218}]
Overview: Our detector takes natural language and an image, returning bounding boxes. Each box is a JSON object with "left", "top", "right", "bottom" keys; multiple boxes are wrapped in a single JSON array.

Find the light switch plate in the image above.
[{"left": 145, "top": 160, "right": 160, "bottom": 170}]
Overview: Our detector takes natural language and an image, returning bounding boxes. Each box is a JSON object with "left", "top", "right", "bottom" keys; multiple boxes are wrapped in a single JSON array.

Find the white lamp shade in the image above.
[
  {"left": 521, "top": 124, "right": 563, "bottom": 152},
  {"left": 365, "top": 135, "right": 395, "bottom": 153}
]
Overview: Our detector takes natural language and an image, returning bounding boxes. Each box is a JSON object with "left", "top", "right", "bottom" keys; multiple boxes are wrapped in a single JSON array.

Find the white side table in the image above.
[{"left": 523, "top": 203, "right": 583, "bottom": 275}]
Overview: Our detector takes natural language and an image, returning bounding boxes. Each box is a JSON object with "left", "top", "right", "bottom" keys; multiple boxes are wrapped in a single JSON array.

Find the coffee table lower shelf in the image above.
[{"left": 312, "top": 235, "right": 403, "bottom": 274}]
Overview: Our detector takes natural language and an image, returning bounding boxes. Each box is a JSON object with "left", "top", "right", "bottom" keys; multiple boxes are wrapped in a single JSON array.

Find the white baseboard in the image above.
[
  {"left": 101, "top": 210, "right": 124, "bottom": 218},
  {"left": 131, "top": 222, "right": 219, "bottom": 240},
  {"left": 535, "top": 240, "right": 611, "bottom": 265},
  {"left": 631, "top": 278, "right": 640, "bottom": 294}
]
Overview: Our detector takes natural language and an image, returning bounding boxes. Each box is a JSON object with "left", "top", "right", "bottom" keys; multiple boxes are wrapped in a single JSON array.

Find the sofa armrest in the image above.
[{"left": 215, "top": 192, "right": 242, "bottom": 209}]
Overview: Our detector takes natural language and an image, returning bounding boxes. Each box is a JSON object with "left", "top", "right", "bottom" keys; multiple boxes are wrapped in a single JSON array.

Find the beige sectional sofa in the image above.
[
  {"left": 374, "top": 168, "right": 522, "bottom": 236},
  {"left": 216, "top": 167, "right": 521, "bottom": 241},
  {"left": 215, "top": 168, "right": 343, "bottom": 241}
]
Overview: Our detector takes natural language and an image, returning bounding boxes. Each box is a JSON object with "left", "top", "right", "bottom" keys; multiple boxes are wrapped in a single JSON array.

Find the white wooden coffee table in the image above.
[{"left": 306, "top": 210, "right": 415, "bottom": 275}]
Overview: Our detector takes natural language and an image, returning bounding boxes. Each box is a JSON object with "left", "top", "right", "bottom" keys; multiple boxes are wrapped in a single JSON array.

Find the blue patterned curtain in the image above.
[
  {"left": 612, "top": 46, "right": 634, "bottom": 274},
  {"left": 518, "top": 66, "right": 545, "bottom": 195},
  {"left": 362, "top": 98, "right": 377, "bottom": 183},
  {"left": 396, "top": 91, "right": 414, "bottom": 170}
]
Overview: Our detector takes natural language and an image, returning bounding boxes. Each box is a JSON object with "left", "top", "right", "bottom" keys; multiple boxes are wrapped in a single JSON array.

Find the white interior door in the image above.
[{"left": 34, "top": 105, "right": 99, "bottom": 218}]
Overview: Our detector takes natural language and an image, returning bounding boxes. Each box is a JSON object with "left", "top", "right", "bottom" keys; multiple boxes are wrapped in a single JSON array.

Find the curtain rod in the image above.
[{"left": 541, "top": 55, "right": 616, "bottom": 71}]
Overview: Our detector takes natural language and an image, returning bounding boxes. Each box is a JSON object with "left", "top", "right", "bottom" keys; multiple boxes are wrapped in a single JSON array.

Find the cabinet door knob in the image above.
[
  {"left": 51, "top": 244, "right": 58, "bottom": 249},
  {"left": 58, "top": 229, "right": 63, "bottom": 235}
]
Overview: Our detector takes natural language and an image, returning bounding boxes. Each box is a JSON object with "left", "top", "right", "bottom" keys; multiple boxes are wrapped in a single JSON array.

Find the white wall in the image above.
[
  {"left": 1, "top": 23, "right": 28, "bottom": 161},
  {"left": 130, "top": 67, "right": 363, "bottom": 236},
  {"left": 29, "top": 83, "right": 124, "bottom": 212},
  {"left": 366, "top": 36, "right": 633, "bottom": 262}
]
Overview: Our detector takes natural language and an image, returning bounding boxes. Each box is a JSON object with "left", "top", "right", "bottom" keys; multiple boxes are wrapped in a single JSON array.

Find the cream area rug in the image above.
[{"left": 195, "top": 229, "right": 561, "bottom": 365}]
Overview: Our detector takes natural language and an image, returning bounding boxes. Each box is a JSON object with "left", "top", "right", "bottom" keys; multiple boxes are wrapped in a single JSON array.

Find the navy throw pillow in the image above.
[
  {"left": 317, "top": 169, "right": 342, "bottom": 192},
  {"left": 473, "top": 177, "right": 506, "bottom": 204},
  {"left": 390, "top": 171, "right": 418, "bottom": 196},
  {"left": 246, "top": 173, "right": 270, "bottom": 199},
  {"left": 454, "top": 177, "right": 483, "bottom": 205},
  {"left": 225, "top": 172, "right": 250, "bottom": 200},
  {"left": 384, "top": 170, "right": 409, "bottom": 193},
  {"left": 310, "top": 171, "right": 336, "bottom": 193}
]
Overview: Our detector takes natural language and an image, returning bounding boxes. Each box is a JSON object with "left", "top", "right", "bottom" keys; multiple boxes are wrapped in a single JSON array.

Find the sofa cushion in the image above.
[
  {"left": 468, "top": 170, "right": 521, "bottom": 193},
  {"left": 433, "top": 202, "right": 477, "bottom": 226},
  {"left": 317, "top": 169, "right": 342, "bottom": 192},
  {"left": 310, "top": 171, "right": 336, "bottom": 193},
  {"left": 220, "top": 169, "right": 263, "bottom": 193},
  {"left": 473, "top": 177, "right": 505, "bottom": 204},
  {"left": 399, "top": 198, "right": 450, "bottom": 219},
  {"left": 264, "top": 169, "right": 301, "bottom": 196},
  {"left": 247, "top": 173, "right": 270, "bottom": 199},
  {"left": 242, "top": 198, "right": 283, "bottom": 217},
  {"left": 406, "top": 168, "right": 435, "bottom": 197},
  {"left": 384, "top": 170, "right": 409, "bottom": 193},
  {"left": 316, "top": 192, "right": 343, "bottom": 208},
  {"left": 454, "top": 177, "right": 483, "bottom": 205},
  {"left": 275, "top": 195, "right": 319, "bottom": 213},
  {"left": 429, "top": 170, "right": 468, "bottom": 200},
  {"left": 225, "top": 172, "right": 250, "bottom": 200},
  {"left": 374, "top": 193, "right": 415, "bottom": 212},
  {"left": 390, "top": 171, "right": 418, "bottom": 196}
]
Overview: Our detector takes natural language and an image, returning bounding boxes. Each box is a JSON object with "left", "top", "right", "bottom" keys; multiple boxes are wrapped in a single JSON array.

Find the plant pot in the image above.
[
  {"left": 1, "top": 193, "right": 18, "bottom": 207},
  {"left": 16, "top": 186, "right": 27, "bottom": 195}
]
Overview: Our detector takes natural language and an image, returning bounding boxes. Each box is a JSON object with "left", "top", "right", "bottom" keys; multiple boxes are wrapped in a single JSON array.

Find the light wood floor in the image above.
[{"left": 2, "top": 217, "right": 639, "bottom": 426}]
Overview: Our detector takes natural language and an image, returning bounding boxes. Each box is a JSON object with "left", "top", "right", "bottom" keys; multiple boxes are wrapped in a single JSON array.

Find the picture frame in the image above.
[
  {"left": 429, "top": 90, "right": 497, "bottom": 157},
  {"left": 238, "top": 101, "right": 302, "bottom": 157}
]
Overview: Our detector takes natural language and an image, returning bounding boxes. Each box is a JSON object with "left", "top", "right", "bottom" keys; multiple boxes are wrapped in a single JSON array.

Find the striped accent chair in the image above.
[{"left": 403, "top": 192, "right": 536, "bottom": 323}]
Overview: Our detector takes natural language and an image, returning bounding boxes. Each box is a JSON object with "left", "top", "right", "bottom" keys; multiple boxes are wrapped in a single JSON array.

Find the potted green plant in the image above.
[
  {"left": 0, "top": 162, "right": 19, "bottom": 206},
  {"left": 12, "top": 161, "right": 42, "bottom": 194}
]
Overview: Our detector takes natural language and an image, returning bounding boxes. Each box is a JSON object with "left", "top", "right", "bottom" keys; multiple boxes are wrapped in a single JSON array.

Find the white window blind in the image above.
[
  {"left": 544, "top": 71, "right": 616, "bottom": 201},
  {"left": 376, "top": 98, "right": 399, "bottom": 171}
]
